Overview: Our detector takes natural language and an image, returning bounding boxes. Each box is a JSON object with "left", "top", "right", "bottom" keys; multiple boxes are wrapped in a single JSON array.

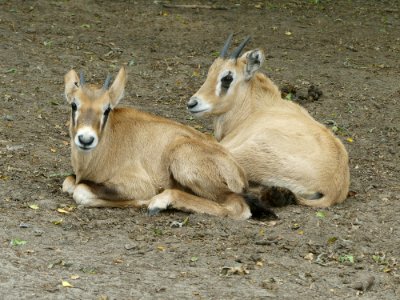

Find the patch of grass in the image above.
[{"left": 339, "top": 254, "right": 354, "bottom": 264}]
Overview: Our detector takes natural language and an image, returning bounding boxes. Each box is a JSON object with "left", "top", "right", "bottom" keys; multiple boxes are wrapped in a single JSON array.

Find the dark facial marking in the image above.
[
  {"left": 101, "top": 105, "right": 112, "bottom": 130},
  {"left": 221, "top": 72, "right": 233, "bottom": 90},
  {"left": 71, "top": 102, "right": 77, "bottom": 126}
]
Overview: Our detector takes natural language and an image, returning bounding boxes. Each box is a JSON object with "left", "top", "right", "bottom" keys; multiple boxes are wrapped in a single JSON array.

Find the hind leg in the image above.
[
  {"left": 151, "top": 138, "right": 276, "bottom": 219},
  {"left": 148, "top": 189, "right": 252, "bottom": 220},
  {"left": 166, "top": 138, "right": 248, "bottom": 201}
]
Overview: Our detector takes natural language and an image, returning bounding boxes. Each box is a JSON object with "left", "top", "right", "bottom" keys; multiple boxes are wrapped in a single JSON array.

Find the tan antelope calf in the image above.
[
  {"left": 187, "top": 35, "right": 350, "bottom": 207},
  {"left": 62, "top": 67, "right": 278, "bottom": 220}
]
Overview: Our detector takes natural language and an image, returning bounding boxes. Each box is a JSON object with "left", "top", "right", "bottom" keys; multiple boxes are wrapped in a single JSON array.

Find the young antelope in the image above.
[
  {"left": 187, "top": 35, "right": 350, "bottom": 207},
  {"left": 62, "top": 67, "right": 278, "bottom": 219}
]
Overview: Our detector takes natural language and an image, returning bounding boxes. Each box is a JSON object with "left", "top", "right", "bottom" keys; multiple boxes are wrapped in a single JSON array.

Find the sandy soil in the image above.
[{"left": 0, "top": 0, "right": 399, "bottom": 299}]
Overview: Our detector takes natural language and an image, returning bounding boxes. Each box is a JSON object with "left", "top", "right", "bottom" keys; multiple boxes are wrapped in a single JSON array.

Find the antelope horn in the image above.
[
  {"left": 103, "top": 74, "right": 112, "bottom": 90},
  {"left": 220, "top": 33, "right": 233, "bottom": 58},
  {"left": 79, "top": 71, "right": 85, "bottom": 86},
  {"left": 230, "top": 36, "right": 251, "bottom": 59}
]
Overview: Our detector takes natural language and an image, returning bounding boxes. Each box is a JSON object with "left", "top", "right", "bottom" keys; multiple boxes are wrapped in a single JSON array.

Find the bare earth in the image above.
[{"left": 0, "top": 1, "right": 399, "bottom": 299}]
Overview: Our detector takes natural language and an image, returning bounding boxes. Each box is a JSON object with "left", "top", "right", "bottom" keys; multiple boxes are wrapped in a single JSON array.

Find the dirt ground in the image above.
[{"left": 0, "top": 0, "right": 399, "bottom": 299}]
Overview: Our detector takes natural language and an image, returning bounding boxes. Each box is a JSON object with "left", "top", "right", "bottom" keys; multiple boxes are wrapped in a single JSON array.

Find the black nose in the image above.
[
  {"left": 187, "top": 99, "right": 198, "bottom": 109},
  {"left": 78, "top": 135, "right": 94, "bottom": 146}
]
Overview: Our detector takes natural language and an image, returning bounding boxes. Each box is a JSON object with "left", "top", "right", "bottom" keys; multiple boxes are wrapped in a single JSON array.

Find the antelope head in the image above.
[
  {"left": 187, "top": 34, "right": 265, "bottom": 116},
  {"left": 64, "top": 67, "right": 127, "bottom": 151}
]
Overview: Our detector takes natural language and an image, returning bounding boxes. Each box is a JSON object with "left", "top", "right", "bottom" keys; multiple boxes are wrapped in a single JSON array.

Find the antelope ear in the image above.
[
  {"left": 64, "top": 70, "right": 80, "bottom": 103},
  {"left": 244, "top": 49, "right": 265, "bottom": 80},
  {"left": 109, "top": 67, "right": 127, "bottom": 108}
]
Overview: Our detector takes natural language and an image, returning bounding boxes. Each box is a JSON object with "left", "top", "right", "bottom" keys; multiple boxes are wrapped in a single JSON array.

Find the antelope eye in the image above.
[
  {"left": 71, "top": 102, "right": 77, "bottom": 111},
  {"left": 221, "top": 73, "right": 233, "bottom": 89},
  {"left": 104, "top": 106, "right": 111, "bottom": 116}
]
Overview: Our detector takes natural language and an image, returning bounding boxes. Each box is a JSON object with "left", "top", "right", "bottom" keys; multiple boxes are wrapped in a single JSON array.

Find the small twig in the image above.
[
  {"left": 162, "top": 3, "right": 229, "bottom": 10},
  {"left": 94, "top": 42, "right": 115, "bottom": 51}
]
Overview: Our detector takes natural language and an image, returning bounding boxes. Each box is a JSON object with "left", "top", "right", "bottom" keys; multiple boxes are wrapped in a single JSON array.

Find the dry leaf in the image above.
[
  {"left": 304, "top": 253, "right": 314, "bottom": 261},
  {"left": 113, "top": 258, "right": 123, "bottom": 264},
  {"left": 61, "top": 280, "right": 73, "bottom": 288},
  {"left": 383, "top": 267, "right": 391, "bottom": 273},
  {"left": 292, "top": 223, "right": 300, "bottom": 230},
  {"left": 57, "top": 208, "right": 70, "bottom": 214},
  {"left": 70, "top": 275, "right": 80, "bottom": 280},
  {"left": 327, "top": 236, "right": 338, "bottom": 245},
  {"left": 29, "top": 204, "right": 39, "bottom": 210}
]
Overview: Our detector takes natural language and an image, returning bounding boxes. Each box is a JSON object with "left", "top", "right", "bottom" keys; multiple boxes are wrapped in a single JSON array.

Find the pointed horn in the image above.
[
  {"left": 220, "top": 33, "right": 233, "bottom": 58},
  {"left": 79, "top": 71, "right": 85, "bottom": 86},
  {"left": 230, "top": 36, "right": 251, "bottom": 59},
  {"left": 103, "top": 74, "right": 112, "bottom": 90}
]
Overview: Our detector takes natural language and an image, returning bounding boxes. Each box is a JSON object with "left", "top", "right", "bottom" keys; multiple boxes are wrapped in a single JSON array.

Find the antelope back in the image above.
[
  {"left": 187, "top": 35, "right": 266, "bottom": 116},
  {"left": 64, "top": 67, "right": 126, "bottom": 151}
]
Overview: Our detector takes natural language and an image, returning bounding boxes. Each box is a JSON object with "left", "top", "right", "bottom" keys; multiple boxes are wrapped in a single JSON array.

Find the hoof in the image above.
[
  {"left": 147, "top": 190, "right": 172, "bottom": 216},
  {"left": 148, "top": 207, "right": 162, "bottom": 216}
]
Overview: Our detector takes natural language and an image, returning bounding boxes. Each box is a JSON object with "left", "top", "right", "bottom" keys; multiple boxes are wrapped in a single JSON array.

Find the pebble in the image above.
[
  {"left": 6, "top": 145, "right": 24, "bottom": 151},
  {"left": 124, "top": 243, "right": 139, "bottom": 250},
  {"left": 33, "top": 229, "right": 44, "bottom": 236},
  {"left": 3, "top": 115, "right": 15, "bottom": 121},
  {"left": 19, "top": 223, "right": 30, "bottom": 228},
  {"left": 170, "top": 221, "right": 183, "bottom": 228},
  {"left": 352, "top": 275, "right": 375, "bottom": 291},
  {"left": 261, "top": 278, "right": 279, "bottom": 291}
]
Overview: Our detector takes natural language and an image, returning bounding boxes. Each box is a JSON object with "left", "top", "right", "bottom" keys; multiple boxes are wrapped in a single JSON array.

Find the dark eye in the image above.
[
  {"left": 71, "top": 102, "right": 77, "bottom": 111},
  {"left": 104, "top": 106, "right": 111, "bottom": 116},
  {"left": 221, "top": 73, "right": 233, "bottom": 90}
]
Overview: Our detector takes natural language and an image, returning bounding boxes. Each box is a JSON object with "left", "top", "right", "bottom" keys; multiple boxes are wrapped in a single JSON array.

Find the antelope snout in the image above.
[
  {"left": 74, "top": 127, "right": 98, "bottom": 151},
  {"left": 187, "top": 97, "right": 211, "bottom": 115},
  {"left": 187, "top": 97, "right": 198, "bottom": 110},
  {"left": 78, "top": 135, "right": 94, "bottom": 146}
]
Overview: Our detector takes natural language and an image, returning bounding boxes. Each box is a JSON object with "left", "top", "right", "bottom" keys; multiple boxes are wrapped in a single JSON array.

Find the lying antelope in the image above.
[
  {"left": 187, "top": 35, "right": 350, "bottom": 207},
  {"left": 62, "top": 66, "right": 278, "bottom": 220}
]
